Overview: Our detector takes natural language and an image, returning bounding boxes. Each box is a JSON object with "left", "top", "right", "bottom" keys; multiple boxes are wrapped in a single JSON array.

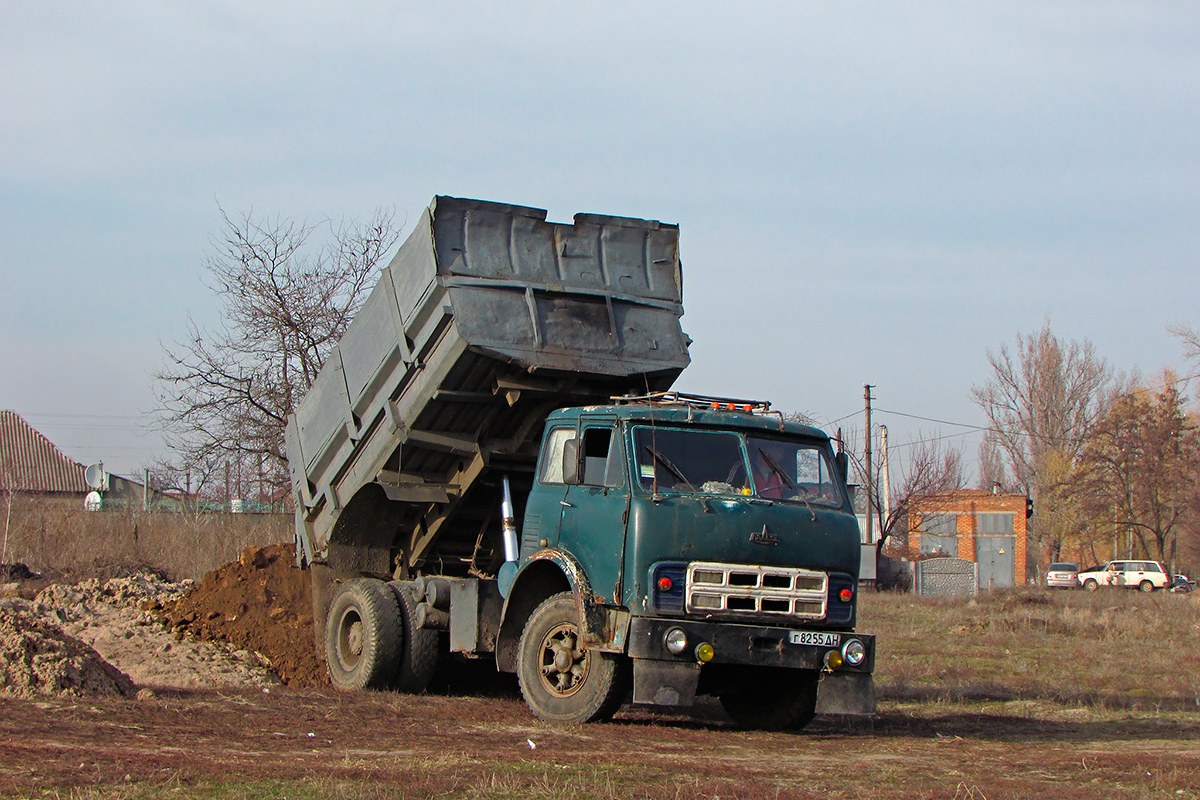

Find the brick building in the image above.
[{"left": 908, "top": 490, "right": 1029, "bottom": 588}]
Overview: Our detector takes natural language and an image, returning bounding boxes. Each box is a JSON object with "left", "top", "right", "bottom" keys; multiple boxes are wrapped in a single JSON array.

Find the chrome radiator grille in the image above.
[{"left": 686, "top": 561, "right": 828, "bottom": 620}]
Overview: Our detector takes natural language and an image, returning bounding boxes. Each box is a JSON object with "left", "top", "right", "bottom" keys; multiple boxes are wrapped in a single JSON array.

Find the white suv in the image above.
[{"left": 1078, "top": 561, "right": 1171, "bottom": 592}]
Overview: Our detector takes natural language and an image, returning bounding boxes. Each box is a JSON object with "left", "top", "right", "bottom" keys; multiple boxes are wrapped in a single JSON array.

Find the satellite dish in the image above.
[
  {"left": 84, "top": 491, "right": 103, "bottom": 511},
  {"left": 84, "top": 463, "right": 109, "bottom": 491}
]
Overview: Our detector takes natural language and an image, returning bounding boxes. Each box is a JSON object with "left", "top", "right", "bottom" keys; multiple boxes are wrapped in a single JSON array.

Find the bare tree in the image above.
[
  {"left": 850, "top": 433, "right": 966, "bottom": 558},
  {"left": 1074, "top": 376, "right": 1199, "bottom": 569},
  {"left": 156, "top": 206, "right": 401, "bottom": 494},
  {"left": 976, "top": 430, "right": 1009, "bottom": 492},
  {"left": 971, "top": 320, "right": 1119, "bottom": 560},
  {"left": 1169, "top": 323, "right": 1200, "bottom": 370}
]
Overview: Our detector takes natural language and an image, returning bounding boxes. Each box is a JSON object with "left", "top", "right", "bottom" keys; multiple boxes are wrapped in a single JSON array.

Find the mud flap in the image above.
[
  {"left": 632, "top": 659, "right": 701, "bottom": 706},
  {"left": 815, "top": 671, "right": 875, "bottom": 716}
]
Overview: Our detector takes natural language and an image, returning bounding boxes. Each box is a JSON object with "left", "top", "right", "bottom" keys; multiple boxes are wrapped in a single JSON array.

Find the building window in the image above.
[
  {"left": 921, "top": 513, "right": 957, "bottom": 536},
  {"left": 977, "top": 513, "right": 1014, "bottom": 534},
  {"left": 918, "top": 513, "right": 958, "bottom": 557}
]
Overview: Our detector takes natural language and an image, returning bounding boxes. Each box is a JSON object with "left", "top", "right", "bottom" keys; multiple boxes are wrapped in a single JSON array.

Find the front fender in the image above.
[{"left": 494, "top": 549, "right": 627, "bottom": 672}]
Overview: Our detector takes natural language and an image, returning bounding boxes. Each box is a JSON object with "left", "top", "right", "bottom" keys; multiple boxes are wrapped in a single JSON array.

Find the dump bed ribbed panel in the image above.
[{"left": 285, "top": 196, "right": 689, "bottom": 577}]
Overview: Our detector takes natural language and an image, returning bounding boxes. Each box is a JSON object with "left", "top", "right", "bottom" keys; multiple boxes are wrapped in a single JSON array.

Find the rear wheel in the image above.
[
  {"left": 720, "top": 668, "right": 820, "bottom": 731},
  {"left": 517, "top": 592, "right": 628, "bottom": 724},
  {"left": 325, "top": 579, "right": 401, "bottom": 690},
  {"left": 1139, "top": 580, "right": 1155, "bottom": 593},
  {"left": 388, "top": 581, "right": 440, "bottom": 692}
]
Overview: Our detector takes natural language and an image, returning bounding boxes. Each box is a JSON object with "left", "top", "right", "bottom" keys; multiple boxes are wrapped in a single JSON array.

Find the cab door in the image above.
[{"left": 558, "top": 419, "right": 630, "bottom": 606}]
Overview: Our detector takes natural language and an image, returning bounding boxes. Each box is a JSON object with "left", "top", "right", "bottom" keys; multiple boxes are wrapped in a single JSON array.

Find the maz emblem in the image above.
[{"left": 749, "top": 524, "right": 780, "bottom": 546}]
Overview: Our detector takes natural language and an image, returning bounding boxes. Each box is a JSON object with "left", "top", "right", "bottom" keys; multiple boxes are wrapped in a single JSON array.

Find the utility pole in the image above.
[
  {"left": 864, "top": 384, "right": 874, "bottom": 544},
  {"left": 879, "top": 424, "right": 890, "bottom": 528}
]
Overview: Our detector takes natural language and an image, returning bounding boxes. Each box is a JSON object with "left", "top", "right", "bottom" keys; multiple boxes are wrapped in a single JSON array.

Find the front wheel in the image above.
[
  {"left": 517, "top": 592, "right": 628, "bottom": 724},
  {"left": 1139, "top": 580, "right": 1155, "bottom": 593},
  {"left": 1083, "top": 579, "right": 1099, "bottom": 591},
  {"left": 719, "top": 668, "right": 820, "bottom": 730}
]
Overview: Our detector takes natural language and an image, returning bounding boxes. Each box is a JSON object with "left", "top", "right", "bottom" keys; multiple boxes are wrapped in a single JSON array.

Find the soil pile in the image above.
[
  {"left": 0, "top": 606, "right": 135, "bottom": 698},
  {"left": 157, "top": 544, "right": 327, "bottom": 688},
  {"left": 6, "top": 572, "right": 280, "bottom": 690}
]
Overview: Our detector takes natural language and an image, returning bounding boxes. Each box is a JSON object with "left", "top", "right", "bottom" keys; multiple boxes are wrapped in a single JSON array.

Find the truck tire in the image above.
[
  {"left": 388, "top": 581, "right": 440, "bottom": 692},
  {"left": 325, "top": 578, "right": 402, "bottom": 690},
  {"left": 719, "top": 668, "right": 820, "bottom": 731},
  {"left": 517, "top": 592, "right": 628, "bottom": 724}
]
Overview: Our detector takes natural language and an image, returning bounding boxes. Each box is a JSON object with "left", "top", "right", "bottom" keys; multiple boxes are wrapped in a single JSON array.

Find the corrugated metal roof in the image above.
[{"left": 0, "top": 410, "right": 89, "bottom": 494}]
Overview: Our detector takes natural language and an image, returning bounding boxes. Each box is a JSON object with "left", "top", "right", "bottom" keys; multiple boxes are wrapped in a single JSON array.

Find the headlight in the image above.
[
  {"left": 664, "top": 627, "right": 688, "bottom": 655},
  {"left": 694, "top": 642, "right": 715, "bottom": 663},
  {"left": 842, "top": 639, "right": 866, "bottom": 666}
]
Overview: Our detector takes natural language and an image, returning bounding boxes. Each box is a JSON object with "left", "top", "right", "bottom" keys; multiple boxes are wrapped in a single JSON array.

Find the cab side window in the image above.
[
  {"left": 581, "top": 427, "right": 623, "bottom": 487},
  {"left": 539, "top": 427, "right": 575, "bottom": 484}
]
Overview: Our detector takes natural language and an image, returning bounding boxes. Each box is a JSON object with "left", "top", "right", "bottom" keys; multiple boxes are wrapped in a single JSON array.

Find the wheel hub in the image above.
[{"left": 539, "top": 622, "right": 589, "bottom": 697}]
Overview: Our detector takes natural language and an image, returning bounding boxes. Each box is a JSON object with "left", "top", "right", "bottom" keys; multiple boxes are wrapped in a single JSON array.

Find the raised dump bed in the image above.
[{"left": 286, "top": 196, "right": 690, "bottom": 580}]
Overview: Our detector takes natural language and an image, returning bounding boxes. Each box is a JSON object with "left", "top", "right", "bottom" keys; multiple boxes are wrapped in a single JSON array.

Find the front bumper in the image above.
[
  {"left": 627, "top": 616, "right": 875, "bottom": 673},
  {"left": 626, "top": 617, "right": 876, "bottom": 714}
]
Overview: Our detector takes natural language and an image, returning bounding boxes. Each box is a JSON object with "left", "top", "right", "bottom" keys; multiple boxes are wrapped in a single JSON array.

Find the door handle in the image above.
[{"left": 560, "top": 500, "right": 574, "bottom": 508}]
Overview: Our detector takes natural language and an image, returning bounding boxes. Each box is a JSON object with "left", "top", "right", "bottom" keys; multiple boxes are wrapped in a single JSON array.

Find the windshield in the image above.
[
  {"left": 634, "top": 427, "right": 748, "bottom": 495},
  {"left": 747, "top": 435, "right": 843, "bottom": 507},
  {"left": 631, "top": 427, "right": 843, "bottom": 507}
]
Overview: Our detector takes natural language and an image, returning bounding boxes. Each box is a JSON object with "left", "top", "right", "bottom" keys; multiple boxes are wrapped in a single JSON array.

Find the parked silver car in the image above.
[{"left": 1045, "top": 562, "right": 1079, "bottom": 589}]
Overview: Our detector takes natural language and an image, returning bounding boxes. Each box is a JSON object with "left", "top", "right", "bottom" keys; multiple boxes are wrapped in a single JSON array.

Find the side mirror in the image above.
[
  {"left": 835, "top": 452, "right": 849, "bottom": 484},
  {"left": 562, "top": 439, "right": 582, "bottom": 485}
]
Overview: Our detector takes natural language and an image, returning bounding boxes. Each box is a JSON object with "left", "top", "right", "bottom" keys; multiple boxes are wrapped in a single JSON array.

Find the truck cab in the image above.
[{"left": 493, "top": 394, "right": 875, "bottom": 728}]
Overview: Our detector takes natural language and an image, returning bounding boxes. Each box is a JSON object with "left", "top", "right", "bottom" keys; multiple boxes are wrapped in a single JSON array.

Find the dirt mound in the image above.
[
  {"left": 0, "top": 606, "right": 135, "bottom": 698},
  {"left": 157, "top": 544, "right": 327, "bottom": 688}
]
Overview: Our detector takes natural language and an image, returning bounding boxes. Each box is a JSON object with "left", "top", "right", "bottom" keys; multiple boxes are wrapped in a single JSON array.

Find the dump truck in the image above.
[{"left": 285, "top": 196, "right": 875, "bottom": 728}]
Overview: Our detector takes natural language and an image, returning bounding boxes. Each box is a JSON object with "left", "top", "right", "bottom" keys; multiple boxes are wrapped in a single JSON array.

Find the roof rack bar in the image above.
[{"left": 611, "top": 391, "right": 772, "bottom": 413}]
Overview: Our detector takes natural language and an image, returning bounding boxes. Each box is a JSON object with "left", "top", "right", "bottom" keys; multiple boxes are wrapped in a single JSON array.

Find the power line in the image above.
[{"left": 873, "top": 407, "right": 989, "bottom": 431}]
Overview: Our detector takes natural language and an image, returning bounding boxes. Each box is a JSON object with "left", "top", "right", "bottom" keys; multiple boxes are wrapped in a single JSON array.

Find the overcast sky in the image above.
[{"left": 2, "top": 2, "right": 1198, "bottom": 480}]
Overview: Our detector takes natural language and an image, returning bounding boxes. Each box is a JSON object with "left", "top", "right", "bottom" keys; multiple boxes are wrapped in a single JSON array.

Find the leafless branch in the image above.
[{"left": 156, "top": 206, "right": 401, "bottom": 495}]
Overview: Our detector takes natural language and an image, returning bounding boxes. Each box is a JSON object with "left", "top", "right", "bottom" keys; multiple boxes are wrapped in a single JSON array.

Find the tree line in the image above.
[{"left": 973, "top": 321, "right": 1200, "bottom": 574}]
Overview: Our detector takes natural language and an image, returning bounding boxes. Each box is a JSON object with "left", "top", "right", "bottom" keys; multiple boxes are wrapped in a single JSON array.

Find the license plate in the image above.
[{"left": 790, "top": 631, "right": 840, "bottom": 647}]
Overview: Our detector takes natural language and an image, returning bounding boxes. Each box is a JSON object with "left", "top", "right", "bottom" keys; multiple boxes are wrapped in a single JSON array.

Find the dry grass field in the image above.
[
  {"left": 2, "top": 500, "right": 288, "bottom": 581},
  {"left": 2, "top": 584, "right": 1199, "bottom": 799}
]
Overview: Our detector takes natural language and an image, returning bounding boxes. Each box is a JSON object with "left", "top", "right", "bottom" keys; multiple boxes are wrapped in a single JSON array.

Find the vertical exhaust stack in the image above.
[{"left": 501, "top": 475, "right": 519, "bottom": 563}]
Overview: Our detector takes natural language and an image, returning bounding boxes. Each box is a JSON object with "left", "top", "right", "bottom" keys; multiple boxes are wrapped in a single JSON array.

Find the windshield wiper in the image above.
[
  {"left": 644, "top": 445, "right": 711, "bottom": 512},
  {"left": 758, "top": 450, "right": 795, "bottom": 489},
  {"left": 645, "top": 445, "right": 692, "bottom": 489},
  {"left": 757, "top": 449, "right": 814, "bottom": 520}
]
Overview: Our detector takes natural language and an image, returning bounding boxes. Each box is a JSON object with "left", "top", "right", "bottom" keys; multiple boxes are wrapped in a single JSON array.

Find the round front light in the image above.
[
  {"left": 664, "top": 627, "right": 688, "bottom": 655},
  {"left": 842, "top": 639, "right": 866, "bottom": 667},
  {"left": 694, "top": 642, "right": 715, "bottom": 663},
  {"left": 823, "top": 649, "right": 844, "bottom": 671}
]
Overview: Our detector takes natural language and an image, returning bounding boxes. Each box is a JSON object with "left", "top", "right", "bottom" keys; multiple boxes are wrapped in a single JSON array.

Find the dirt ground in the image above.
[
  {"left": 1, "top": 685, "right": 1199, "bottom": 799},
  {"left": 2, "top": 549, "right": 1200, "bottom": 798}
]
